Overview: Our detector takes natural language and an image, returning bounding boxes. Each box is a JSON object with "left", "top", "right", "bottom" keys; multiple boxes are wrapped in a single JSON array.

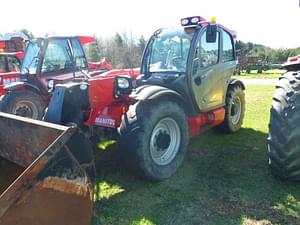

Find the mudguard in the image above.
[
  {"left": 228, "top": 78, "right": 245, "bottom": 90},
  {"left": 4, "top": 81, "right": 40, "bottom": 93},
  {"left": 132, "top": 85, "right": 184, "bottom": 101},
  {"left": 131, "top": 85, "right": 194, "bottom": 115}
]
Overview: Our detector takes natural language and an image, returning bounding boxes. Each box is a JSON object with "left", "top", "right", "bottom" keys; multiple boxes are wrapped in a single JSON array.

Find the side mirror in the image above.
[{"left": 206, "top": 24, "right": 217, "bottom": 43}]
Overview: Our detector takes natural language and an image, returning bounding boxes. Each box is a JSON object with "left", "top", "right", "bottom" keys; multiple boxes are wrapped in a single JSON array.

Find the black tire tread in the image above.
[
  {"left": 214, "top": 84, "right": 245, "bottom": 133},
  {"left": 118, "top": 100, "right": 189, "bottom": 181},
  {"left": 268, "top": 70, "right": 300, "bottom": 180},
  {"left": 0, "top": 90, "right": 46, "bottom": 120}
]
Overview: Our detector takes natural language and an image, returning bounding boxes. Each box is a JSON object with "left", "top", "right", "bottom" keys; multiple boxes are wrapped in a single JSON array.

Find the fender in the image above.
[
  {"left": 4, "top": 81, "right": 41, "bottom": 93},
  {"left": 131, "top": 85, "right": 194, "bottom": 115},
  {"left": 228, "top": 78, "right": 245, "bottom": 90},
  {"left": 132, "top": 85, "right": 184, "bottom": 101}
]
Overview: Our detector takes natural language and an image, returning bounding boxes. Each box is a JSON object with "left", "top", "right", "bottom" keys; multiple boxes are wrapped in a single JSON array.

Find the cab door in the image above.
[
  {"left": 39, "top": 39, "right": 75, "bottom": 89},
  {"left": 220, "top": 29, "right": 237, "bottom": 104},
  {"left": 189, "top": 28, "right": 225, "bottom": 112},
  {"left": 39, "top": 38, "right": 88, "bottom": 89}
]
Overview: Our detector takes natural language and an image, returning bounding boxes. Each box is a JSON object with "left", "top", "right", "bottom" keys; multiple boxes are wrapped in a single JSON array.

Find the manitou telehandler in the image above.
[
  {"left": 44, "top": 16, "right": 245, "bottom": 181},
  {"left": 0, "top": 36, "right": 113, "bottom": 119}
]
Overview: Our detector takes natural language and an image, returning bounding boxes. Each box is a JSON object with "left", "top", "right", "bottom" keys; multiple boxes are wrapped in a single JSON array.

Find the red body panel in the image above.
[
  {"left": 0, "top": 52, "right": 24, "bottom": 60},
  {"left": 88, "top": 58, "right": 113, "bottom": 71},
  {"left": 0, "top": 72, "right": 21, "bottom": 95},
  {"left": 85, "top": 66, "right": 225, "bottom": 137},
  {"left": 0, "top": 52, "right": 24, "bottom": 95},
  {"left": 188, "top": 108, "right": 225, "bottom": 138},
  {"left": 76, "top": 36, "right": 96, "bottom": 45},
  {"left": 84, "top": 68, "right": 140, "bottom": 127}
]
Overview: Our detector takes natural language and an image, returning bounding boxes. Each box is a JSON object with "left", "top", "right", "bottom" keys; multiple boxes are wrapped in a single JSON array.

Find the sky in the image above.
[{"left": 0, "top": 0, "right": 299, "bottom": 48}]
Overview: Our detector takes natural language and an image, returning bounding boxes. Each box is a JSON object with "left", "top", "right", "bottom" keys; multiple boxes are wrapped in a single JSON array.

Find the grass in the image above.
[
  {"left": 92, "top": 85, "right": 300, "bottom": 225},
  {"left": 233, "top": 71, "right": 283, "bottom": 79}
]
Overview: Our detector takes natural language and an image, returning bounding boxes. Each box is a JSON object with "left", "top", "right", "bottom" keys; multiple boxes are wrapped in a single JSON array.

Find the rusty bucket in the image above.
[{"left": 0, "top": 112, "right": 94, "bottom": 225}]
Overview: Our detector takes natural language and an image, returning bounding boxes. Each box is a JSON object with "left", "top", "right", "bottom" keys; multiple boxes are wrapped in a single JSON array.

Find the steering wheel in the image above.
[
  {"left": 43, "top": 61, "right": 60, "bottom": 72},
  {"left": 200, "top": 54, "right": 210, "bottom": 68},
  {"left": 171, "top": 56, "right": 185, "bottom": 70}
]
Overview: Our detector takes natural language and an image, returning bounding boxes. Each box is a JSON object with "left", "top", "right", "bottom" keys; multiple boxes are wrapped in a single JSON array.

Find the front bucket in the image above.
[{"left": 0, "top": 112, "right": 94, "bottom": 225}]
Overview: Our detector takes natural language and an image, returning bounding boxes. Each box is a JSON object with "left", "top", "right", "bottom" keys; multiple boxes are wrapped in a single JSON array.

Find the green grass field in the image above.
[
  {"left": 233, "top": 71, "right": 283, "bottom": 79},
  {"left": 92, "top": 85, "right": 300, "bottom": 225}
]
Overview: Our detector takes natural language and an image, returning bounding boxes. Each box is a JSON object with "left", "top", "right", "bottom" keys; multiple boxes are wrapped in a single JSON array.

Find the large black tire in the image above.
[
  {"left": 214, "top": 84, "right": 245, "bottom": 133},
  {"left": 0, "top": 90, "right": 46, "bottom": 120},
  {"left": 118, "top": 100, "right": 189, "bottom": 181},
  {"left": 267, "top": 71, "right": 300, "bottom": 181}
]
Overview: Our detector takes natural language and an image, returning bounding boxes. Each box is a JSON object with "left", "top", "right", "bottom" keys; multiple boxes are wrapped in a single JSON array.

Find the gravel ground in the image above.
[{"left": 239, "top": 78, "right": 278, "bottom": 85}]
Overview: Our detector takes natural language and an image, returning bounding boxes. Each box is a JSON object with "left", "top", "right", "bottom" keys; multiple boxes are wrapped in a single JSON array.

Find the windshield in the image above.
[
  {"left": 21, "top": 40, "right": 43, "bottom": 75},
  {"left": 146, "top": 28, "right": 194, "bottom": 73}
]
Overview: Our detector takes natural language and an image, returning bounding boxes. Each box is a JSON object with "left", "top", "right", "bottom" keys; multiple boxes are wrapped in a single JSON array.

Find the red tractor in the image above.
[
  {"left": 0, "top": 36, "right": 113, "bottom": 119},
  {"left": 43, "top": 16, "right": 245, "bottom": 181},
  {"left": 268, "top": 55, "right": 300, "bottom": 181}
]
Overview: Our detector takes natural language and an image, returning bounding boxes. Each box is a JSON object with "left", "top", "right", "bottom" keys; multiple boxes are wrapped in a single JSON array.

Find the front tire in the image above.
[
  {"left": 118, "top": 100, "right": 189, "bottom": 181},
  {"left": 267, "top": 71, "right": 300, "bottom": 181},
  {"left": 0, "top": 90, "right": 46, "bottom": 120}
]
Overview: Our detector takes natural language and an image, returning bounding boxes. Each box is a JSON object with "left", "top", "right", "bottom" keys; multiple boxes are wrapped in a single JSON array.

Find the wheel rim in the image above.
[
  {"left": 230, "top": 95, "right": 241, "bottom": 125},
  {"left": 12, "top": 100, "right": 39, "bottom": 119},
  {"left": 150, "top": 117, "right": 181, "bottom": 166}
]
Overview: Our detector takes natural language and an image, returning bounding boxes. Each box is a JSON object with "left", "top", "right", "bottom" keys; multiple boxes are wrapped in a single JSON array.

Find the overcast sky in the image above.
[{"left": 1, "top": 0, "right": 299, "bottom": 48}]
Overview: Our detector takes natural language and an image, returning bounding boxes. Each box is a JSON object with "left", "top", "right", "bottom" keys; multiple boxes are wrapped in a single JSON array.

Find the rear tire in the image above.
[
  {"left": 267, "top": 71, "right": 300, "bottom": 181},
  {"left": 0, "top": 90, "right": 46, "bottom": 120},
  {"left": 214, "top": 84, "right": 245, "bottom": 133},
  {"left": 118, "top": 100, "right": 189, "bottom": 181}
]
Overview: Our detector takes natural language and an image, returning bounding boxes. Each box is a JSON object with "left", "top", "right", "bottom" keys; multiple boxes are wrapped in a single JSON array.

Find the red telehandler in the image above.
[
  {"left": 44, "top": 16, "right": 245, "bottom": 181},
  {"left": 0, "top": 36, "right": 113, "bottom": 119}
]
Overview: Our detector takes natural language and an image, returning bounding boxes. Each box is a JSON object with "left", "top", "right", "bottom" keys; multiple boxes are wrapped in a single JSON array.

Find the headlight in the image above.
[
  {"left": 191, "top": 17, "right": 200, "bottom": 23},
  {"left": 115, "top": 75, "right": 133, "bottom": 96},
  {"left": 48, "top": 80, "right": 54, "bottom": 89},
  {"left": 117, "top": 77, "right": 130, "bottom": 89},
  {"left": 181, "top": 19, "right": 189, "bottom": 26}
]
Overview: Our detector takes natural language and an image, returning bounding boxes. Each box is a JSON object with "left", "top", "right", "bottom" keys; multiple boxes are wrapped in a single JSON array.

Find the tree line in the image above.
[
  {"left": 236, "top": 40, "right": 300, "bottom": 64},
  {"left": 18, "top": 30, "right": 300, "bottom": 68},
  {"left": 88, "top": 37, "right": 300, "bottom": 68},
  {"left": 85, "top": 32, "right": 147, "bottom": 69}
]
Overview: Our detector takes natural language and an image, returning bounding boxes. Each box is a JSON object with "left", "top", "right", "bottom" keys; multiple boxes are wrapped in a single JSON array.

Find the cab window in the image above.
[
  {"left": 71, "top": 39, "right": 88, "bottom": 69},
  {"left": 42, "top": 39, "right": 73, "bottom": 74},
  {"left": 192, "top": 30, "right": 219, "bottom": 75},
  {"left": 222, "top": 30, "right": 234, "bottom": 62},
  {"left": 7, "top": 56, "right": 21, "bottom": 72},
  {"left": 0, "top": 56, "right": 7, "bottom": 73}
]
